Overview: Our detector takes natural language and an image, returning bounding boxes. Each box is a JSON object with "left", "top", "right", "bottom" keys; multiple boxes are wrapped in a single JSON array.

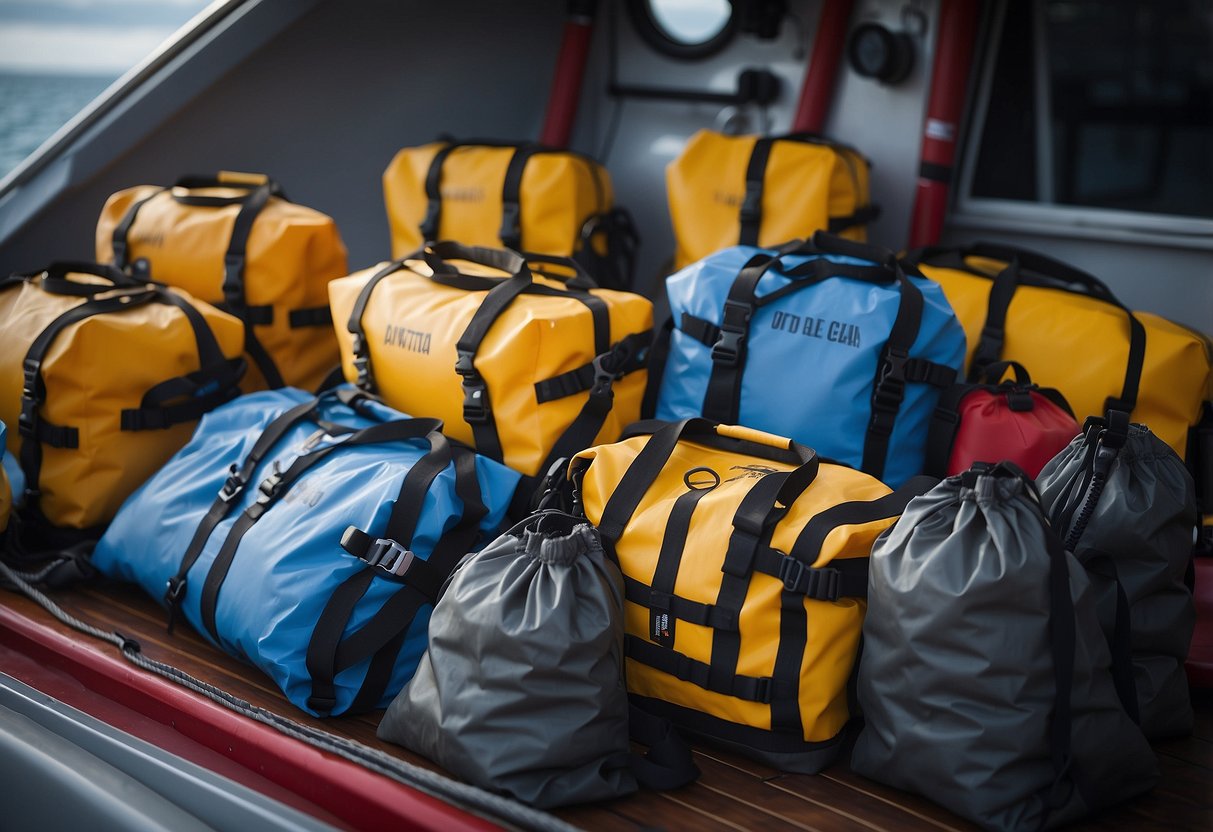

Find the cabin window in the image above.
[
  {"left": 958, "top": 0, "right": 1213, "bottom": 238},
  {"left": 627, "top": 0, "right": 738, "bottom": 60},
  {"left": 0, "top": 0, "right": 211, "bottom": 182}
]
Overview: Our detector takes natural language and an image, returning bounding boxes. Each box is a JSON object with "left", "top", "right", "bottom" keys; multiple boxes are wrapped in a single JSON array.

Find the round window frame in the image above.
[{"left": 626, "top": 0, "right": 739, "bottom": 61}]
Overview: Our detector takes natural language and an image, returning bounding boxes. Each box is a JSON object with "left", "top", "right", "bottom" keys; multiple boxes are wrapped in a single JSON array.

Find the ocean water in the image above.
[{"left": 0, "top": 72, "right": 116, "bottom": 179}]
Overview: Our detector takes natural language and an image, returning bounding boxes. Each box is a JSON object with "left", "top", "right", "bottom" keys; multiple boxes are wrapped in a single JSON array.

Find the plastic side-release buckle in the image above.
[
  {"left": 366, "top": 537, "right": 417, "bottom": 577},
  {"left": 872, "top": 347, "right": 909, "bottom": 418},
  {"left": 350, "top": 333, "right": 375, "bottom": 390},
  {"left": 455, "top": 349, "right": 490, "bottom": 423},
  {"left": 218, "top": 464, "right": 245, "bottom": 503},
  {"left": 710, "top": 301, "right": 752, "bottom": 367},
  {"left": 777, "top": 555, "right": 841, "bottom": 601},
  {"left": 254, "top": 462, "right": 285, "bottom": 505}
]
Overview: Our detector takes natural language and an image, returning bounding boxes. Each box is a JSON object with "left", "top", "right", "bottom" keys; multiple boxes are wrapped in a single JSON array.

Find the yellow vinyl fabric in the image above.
[
  {"left": 667, "top": 130, "right": 875, "bottom": 271},
  {"left": 571, "top": 419, "right": 921, "bottom": 772},
  {"left": 0, "top": 263, "right": 245, "bottom": 530},
  {"left": 95, "top": 172, "right": 348, "bottom": 392},
  {"left": 329, "top": 243, "right": 652, "bottom": 479},
  {"left": 384, "top": 141, "right": 613, "bottom": 260},
  {"left": 909, "top": 244, "right": 1211, "bottom": 460}
]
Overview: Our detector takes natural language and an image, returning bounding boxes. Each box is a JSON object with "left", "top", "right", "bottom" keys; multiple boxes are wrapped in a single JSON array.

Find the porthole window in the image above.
[{"left": 628, "top": 0, "right": 737, "bottom": 60}]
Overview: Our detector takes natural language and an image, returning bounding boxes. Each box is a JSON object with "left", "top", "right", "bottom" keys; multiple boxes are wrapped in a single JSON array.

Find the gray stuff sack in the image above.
[
  {"left": 1037, "top": 412, "right": 1197, "bottom": 739},
  {"left": 377, "top": 511, "right": 637, "bottom": 808},
  {"left": 852, "top": 462, "right": 1158, "bottom": 831}
]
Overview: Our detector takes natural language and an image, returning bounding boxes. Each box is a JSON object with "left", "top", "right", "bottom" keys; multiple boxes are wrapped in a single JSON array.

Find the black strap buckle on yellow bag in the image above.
[
  {"left": 739, "top": 134, "right": 880, "bottom": 245},
  {"left": 109, "top": 173, "right": 320, "bottom": 390}
]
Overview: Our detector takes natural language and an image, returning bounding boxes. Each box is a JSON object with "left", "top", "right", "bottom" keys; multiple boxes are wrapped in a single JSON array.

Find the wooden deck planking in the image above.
[{"left": 2, "top": 581, "right": 1210, "bottom": 831}]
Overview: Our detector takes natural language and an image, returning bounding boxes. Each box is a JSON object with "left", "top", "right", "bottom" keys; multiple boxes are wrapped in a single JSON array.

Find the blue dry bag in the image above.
[
  {"left": 92, "top": 387, "right": 520, "bottom": 716},
  {"left": 654, "top": 232, "right": 965, "bottom": 486}
]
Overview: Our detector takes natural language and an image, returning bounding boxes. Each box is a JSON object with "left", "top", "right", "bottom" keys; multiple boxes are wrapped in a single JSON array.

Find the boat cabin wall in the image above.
[{"left": 0, "top": 0, "right": 1209, "bottom": 335}]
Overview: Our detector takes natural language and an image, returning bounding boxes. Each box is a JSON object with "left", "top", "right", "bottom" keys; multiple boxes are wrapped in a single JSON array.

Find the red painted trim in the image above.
[
  {"left": 907, "top": 0, "right": 980, "bottom": 249},
  {"left": 791, "top": 0, "right": 855, "bottom": 134},
  {"left": 540, "top": 10, "right": 597, "bottom": 148},
  {"left": 0, "top": 604, "right": 500, "bottom": 832}
]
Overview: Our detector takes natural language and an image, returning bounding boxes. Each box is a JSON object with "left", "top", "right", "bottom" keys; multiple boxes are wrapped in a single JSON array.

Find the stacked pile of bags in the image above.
[{"left": 1, "top": 130, "right": 1209, "bottom": 828}]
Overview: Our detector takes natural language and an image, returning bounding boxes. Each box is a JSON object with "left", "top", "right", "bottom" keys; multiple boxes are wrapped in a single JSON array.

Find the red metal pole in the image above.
[
  {"left": 540, "top": 1, "right": 598, "bottom": 148},
  {"left": 907, "top": 0, "right": 981, "bottom": 249},
  {"left": 792, "top": 0, "right": 856, "bottom": 133}
]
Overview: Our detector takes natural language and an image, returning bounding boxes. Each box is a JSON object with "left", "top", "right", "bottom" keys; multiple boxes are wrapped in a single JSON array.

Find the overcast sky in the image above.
[{"left": 0, "top": 0, "right": 211, "bottom": 75}]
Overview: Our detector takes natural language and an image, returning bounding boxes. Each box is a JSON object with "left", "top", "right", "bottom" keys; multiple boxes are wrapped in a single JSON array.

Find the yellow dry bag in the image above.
[
  {"left": 667, "top": 130, "right": 877, "bottom": 271},
  {"left": 571, "top": 418, "right": 928, "bottom": 772},
  {"left": 329, "top": 242, "right": 652, "bottom": 483},
  {"left": 905, "top": 243, "right": 1212, "bottom": 461},
  {"left": 0, "top": 262, "right": 246, "bottom": 531},
  {"left": 383, "top": 140, "right": 636, "bottom": 290},
  {"left": 95, "top": 172, "right": 348, "bottom": 392}
]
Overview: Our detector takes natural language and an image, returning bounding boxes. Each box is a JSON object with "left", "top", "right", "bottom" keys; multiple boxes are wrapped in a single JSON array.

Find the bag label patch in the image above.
[
  {"left": 650, "top": 610, "right": 674, "bottom": 647},
  {"left": 383, "top": 325, "right": 432, "bottom": 354},
  {"left": 440, "top": 185, "right": 485, "bottom": 203},
  {"left": 770, "top": 310, "right": 861, "bottom": 348}
]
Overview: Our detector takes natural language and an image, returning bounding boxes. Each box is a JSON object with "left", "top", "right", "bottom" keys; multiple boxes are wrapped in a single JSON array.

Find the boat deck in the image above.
[{"left": 2, "top": 580, "right": 1210, "bottom": 832}]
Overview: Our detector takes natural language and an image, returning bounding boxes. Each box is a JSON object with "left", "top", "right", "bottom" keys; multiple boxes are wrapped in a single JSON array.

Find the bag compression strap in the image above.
[
  {"left": 16, "top": 285, "right": 243, "bottom": 523},
  {"left": 737, "top": 136, "right": 878, "bottom": 247}
]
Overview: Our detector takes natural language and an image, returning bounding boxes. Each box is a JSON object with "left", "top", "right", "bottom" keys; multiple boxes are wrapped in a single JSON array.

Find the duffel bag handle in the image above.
[
  {"left": 597, "top": 418, "right": 818, "bottom": 543},
  {"left": 170, "top": 172, "right": 285, "bottom": 206},
  {"left": 973, "top": 359, "right": 1032, "bottom": 387},
  {"left": 35, "top": 261, "right": 143, "bottom": 296},
  {"left": 966, "top": 246, "right": 1146, "bottom": 416},
  {"left": 422, "top": 240, "right": 530, "bottom": 279}
]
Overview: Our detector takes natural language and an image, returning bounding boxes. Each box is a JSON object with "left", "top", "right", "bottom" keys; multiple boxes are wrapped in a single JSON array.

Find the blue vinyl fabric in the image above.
[
  {"left": 92, "top": 387, "right": 520, "bottom": 715},
  {"left": 656, "top": 245, "right": 966, "bottom": 486}
]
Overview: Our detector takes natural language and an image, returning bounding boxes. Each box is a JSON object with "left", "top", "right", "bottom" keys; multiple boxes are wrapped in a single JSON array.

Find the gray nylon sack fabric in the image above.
[
  {"left": 852, "top": 467, "right": 1158, "bottom": 831},
  {"left": 1038, "top": 420, "right": 1197, "bottom": 739},
  {"left": 377, "top": 513, "right": 637, "bottom": 808}
]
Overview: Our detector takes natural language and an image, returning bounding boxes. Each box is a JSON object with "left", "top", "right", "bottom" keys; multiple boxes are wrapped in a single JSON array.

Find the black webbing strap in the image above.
[
  {"left": 215, "top": 182, "right": 284, "bottom": 388},
  {"left": 419, "top": 143, "right": 463, "bottom": 242},
  {"left": 1081, "top": 551, "right": 1140, "bottom": 725},
  {"left": 861, "top": 267, "right": 926, "bottom": 481},
  {"left": 710, "top": 471, "right": 806, "bottom": 698},
  {"left": 498, "top": 144, "right": 542, "bottom": 250},
  {"left": 737, "top": 135, "right": 877, "bottom": 246},
  {"left": 533, "top": 331, "right": 649, "bottom": 403},
  {"left": 640, "top": 316, "right": 673, "bottom": 419},
  {"left": 645, "top": 472, "right": 718, "bottom": 648},
  {"left": 1042, "top": 488, "right": 1078, "bottom": 819},
  {"left": 288, "top": 306, "right": 333, "bottom": 328},
  {"left": 17, "top": 288, "right": 161, "bottom": 516},
  {"left": 596, "top": 419, "right": 815, "bottom": 543},
  {"left": 622, "top": 576, "right": 739, "bottom": 631},
  {"left": 163, "top": 397, "right": 323, "bottom": 631},
  {"left": 738, "top": 138, "right": 775, "bottom": 246},
  {"left": 304, "top": 431, "right": 475, "bottom": 715},
  {"left": 110, "top": 188, "right": 167, "bottom": 270},
  {"left": 455, "top": 266, "right": 536, "bottom": 463},
  {"left": 118, "top": 287, "right": 245, "bottom": 432},
  {"left": 342, "top": 445, "right": 488, "bottom": 715},
  {"left": 195, "top": 416, "right": 445, "bottom": 643},
  {"left": 625, "top": 635, "right": 788, "bottom": 703},
  {"left": 770, "top": 475, "right": 936, "bottom": 596},
  {"left": 924, "top": 382, "right": 972, "bottom": 478},
  {"left": 35, "top": 262, "right": 138, "bottom": 295},
  {"left": 926, "top": 244, "right": 1148, "bottom": 417},
  {"left": 700, "top": 252, "right": 777, "bottom": 423}
]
